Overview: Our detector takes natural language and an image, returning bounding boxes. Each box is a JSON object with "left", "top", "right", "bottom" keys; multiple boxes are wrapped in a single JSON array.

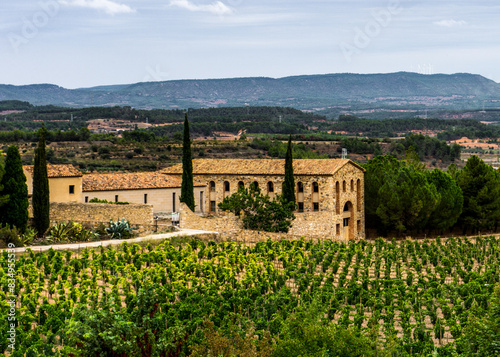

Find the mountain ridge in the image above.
[{"left": 1, "top": 72, "right": 499, "bottom": 111}]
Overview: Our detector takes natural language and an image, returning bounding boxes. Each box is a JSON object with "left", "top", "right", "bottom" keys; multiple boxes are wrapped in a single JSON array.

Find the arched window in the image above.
[
  {"left": 312, "top": 182, "right": 319, "bottom": 193},
  {"left": 224, "top": 181, "right": 230, "bottom": 192},
  {"left": 251, "top": 181, "right": 259, "bottom": 189},
  {"left": 297, "top": 182, "right": 304, "bottom": 193},
  {"left": 209, "top": 181, "right": 216, "bottom": 192},
  {"left": 267, "top": 181, "right": 274, "bottom": 193},
  {"left": 238, "top": 181, "right": 244, "bottom": 190}
]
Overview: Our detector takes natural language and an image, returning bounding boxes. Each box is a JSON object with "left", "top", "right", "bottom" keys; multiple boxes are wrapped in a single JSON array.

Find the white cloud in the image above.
[
  {"left": 169, "top": 0, "right": 233, "bottom": 16},
  {"left": 60, "top": 0, "right": 135, "bottom": 15},
  {"left": 433, "top": 19, "right": 467, "bottom": 27}
]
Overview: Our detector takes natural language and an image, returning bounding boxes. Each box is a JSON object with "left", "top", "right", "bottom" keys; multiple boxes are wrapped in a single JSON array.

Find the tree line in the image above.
[{"left": 365, "top": 152, "right": 500, "bottom": 237}]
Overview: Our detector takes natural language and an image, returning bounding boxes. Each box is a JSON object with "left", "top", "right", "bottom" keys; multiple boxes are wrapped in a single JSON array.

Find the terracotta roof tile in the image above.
[
  {"left": 82, "top": 172, "right": 199, "bottom": 192},
  {"left": 24, "top": 164, "right": 82, "bottom": 178},
  {"left": 161, "top": 159, "right": 364, "bottom": 176}
]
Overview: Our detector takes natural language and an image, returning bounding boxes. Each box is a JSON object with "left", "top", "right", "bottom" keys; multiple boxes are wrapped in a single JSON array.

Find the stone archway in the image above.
[{"left": 342, "top": 201, "right": 354, "bottom": 240}]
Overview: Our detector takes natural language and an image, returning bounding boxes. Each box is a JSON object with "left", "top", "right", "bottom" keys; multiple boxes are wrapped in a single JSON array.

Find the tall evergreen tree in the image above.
[
  {"left": 33, "top": 125, "right": 50, "bottom": 237},
  {"left": 0, "top": 146, "right": 29, "bottom": 232},
  {"left": 180, "top": 113, "right": 195, "bottom": 211},
  {"left": 0, "top": 156, "right": 8, "bottom": 209},
  {"left": 282, "top": 135, "right": 296, "bottom": 205}
]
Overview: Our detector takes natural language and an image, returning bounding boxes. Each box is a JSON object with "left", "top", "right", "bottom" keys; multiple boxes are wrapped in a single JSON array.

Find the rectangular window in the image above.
[
  {"left": 298, "top": 202, "right": 304, "bottom": 212},
  {"left": 313, "top": 202, "right": 319, "bottom": 212},
  {"left": 144, "top": 194, "right": 148, "bottom": 204},
  {"left": 69, "top": 185, "right": 75, "bottom": 194},
  {"left": 343, "top": 217, "right": 350, "bottom": 227},
  {"left": 84, "top": 196, "right": 88, "bottom": 203},
  {"left": 357, "top": 220, "right": 361, "bottom": 233},
  {"left": 210, "top": 200, "right": 216, "bottom": 212},
  {"left": 115, "top": 195, "right": 119, "bottom": 203},
  {"left": 200, "top": 192, "right": 204, "bottom": 213},
  {"left": 173, "top": 192, "right": 176, "bottom": 212},
  {"left": 336, "top": 224, "right": 340, "bottom": 235}
]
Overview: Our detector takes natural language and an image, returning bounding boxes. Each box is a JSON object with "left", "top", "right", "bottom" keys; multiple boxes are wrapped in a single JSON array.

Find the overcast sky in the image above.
[{"left": 1, "top": 0, "right": 500, "bottom": 89}]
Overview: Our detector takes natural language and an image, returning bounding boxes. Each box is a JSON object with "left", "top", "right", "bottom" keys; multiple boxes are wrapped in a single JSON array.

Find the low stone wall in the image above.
[
  {"left": 179, "top": 202, "right": 242, "bottom": 233},
  {"left": 29, "top": 202, "right": 154, "bottom": 232},
  {"left": 179, "top": 203, "right": 355, "bottom": 241}
]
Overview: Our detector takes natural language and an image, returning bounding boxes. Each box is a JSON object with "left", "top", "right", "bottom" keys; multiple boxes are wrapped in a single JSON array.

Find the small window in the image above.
[
  {"left": 357, "top": 220, "right": 361, "bottom": 232},
  {"left": 298, "top": 202, "right": 304, "bottom": 212},
  {"left": 210, "top": 200, "right": 216, "bottom": 212},
  {"left": 84, "top": 196, "right": 88, "bottom": 203},
  {"left": 313, "top": 202, "right": 319, "bottom": 212},
  {"left": 69, "top": 185, "right": 75, "bottom": 194},
  {"left": 336, "top": 224, "right": 340, "bottom": 235},
  {"left": 224, "top": 181, "right": 230, "bottom": 192},
  {"left": 343, "top": 181, "right": 346, "bottom": 192},
  {"left": 351, "top": 179, "right": 354, "bottom": 191},
  {"left": 343, "top": 217, "right": 350, "bottom": 227},
  {"left": 238, "top": 181, "right": 244, "bottom": 190},
  {"left": 144, "top": 194, "right": 148, "bottom": 204},
  {"left": 267, "top": 181, "right": 274, "bottom": 193},
  {"left": 172, "top": 192, "right": 176, "bottom": 212},
  {"left": 209, "top": 181, "right": 216, "bottom": 192},
  {"left": 251, "top": 181, "right": 259, "bottom": 189},
  {"left": 297, "top": 182, "right": 304, "bottom": 193},
  {"left": 115, "top": 195, "right": 119, "bottom": 203},
  {"left": 312, "top": 182, "right": 319, "bottom": 193}
]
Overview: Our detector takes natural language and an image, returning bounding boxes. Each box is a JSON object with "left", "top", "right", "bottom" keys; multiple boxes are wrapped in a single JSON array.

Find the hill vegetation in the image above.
[{"left": 1, "top": 72, "right": 500, "bottom": 113}]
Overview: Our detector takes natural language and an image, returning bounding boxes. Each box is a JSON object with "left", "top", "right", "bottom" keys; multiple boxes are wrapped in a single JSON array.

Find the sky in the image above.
[{"left": 1, "top": 0, "right": 500, "bottom": 89}]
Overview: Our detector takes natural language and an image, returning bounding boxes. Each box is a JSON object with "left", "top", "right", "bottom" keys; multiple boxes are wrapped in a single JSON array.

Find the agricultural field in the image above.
[{"left": 1, "top": 235, "right": 499, "bottom": 355}]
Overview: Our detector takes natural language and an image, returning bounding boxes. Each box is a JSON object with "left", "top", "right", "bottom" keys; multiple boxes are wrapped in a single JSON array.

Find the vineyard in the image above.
[{"left": 1, "top": 235, "right": 499, "bottom": 356}]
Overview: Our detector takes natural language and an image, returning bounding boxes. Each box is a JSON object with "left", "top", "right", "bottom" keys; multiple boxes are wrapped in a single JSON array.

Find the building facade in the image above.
[
  {"left": 24, "top": 164, "right": 83, "bottom": 203},
  {"left": 82, "top": 172, "right": 205, "bottom": 214},
  {"left": 162, "top": 158, "right": 365, "bottom": 240}
]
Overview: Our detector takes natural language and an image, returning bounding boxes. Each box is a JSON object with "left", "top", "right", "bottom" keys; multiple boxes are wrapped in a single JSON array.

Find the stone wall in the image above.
[
  {"left": 179, "top": 202, "right": 242, "bottom": 233},
  {"left": 40, "top": 202, "right": 154, "bottom": 231},
  {"left": 179, "top": 203, "right": 361, "bottom": 241}
]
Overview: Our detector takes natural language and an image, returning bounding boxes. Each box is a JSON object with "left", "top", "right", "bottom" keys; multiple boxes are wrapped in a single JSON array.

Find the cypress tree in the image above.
[
  {"left": 0, "top": 146, "right": 29, "bottom": 232},
  {"left": 33, "top": 125, "right": 50, "bottom": 237},
  {"left": 282, "top": 134, "right": 296, "bottom": 205},
  {"left": 180, "top": 113, "right": 195, "bottom": 211}
]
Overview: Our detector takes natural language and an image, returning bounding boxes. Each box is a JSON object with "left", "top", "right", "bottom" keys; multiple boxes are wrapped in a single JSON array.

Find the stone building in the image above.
[
  {"left": 162, "top": 158, "right": 365, "bottom": 240},
  {"left": 82, "top": 172, "right": 205, "bottom": 214}
]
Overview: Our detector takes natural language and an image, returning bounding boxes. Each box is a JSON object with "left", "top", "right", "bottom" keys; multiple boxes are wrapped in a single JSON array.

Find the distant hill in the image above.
[{"left": 1, "top": 72, "right": 500, "bottom": 112}]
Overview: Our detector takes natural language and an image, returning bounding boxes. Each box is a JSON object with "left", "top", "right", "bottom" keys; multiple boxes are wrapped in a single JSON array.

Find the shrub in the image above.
[
  {"left": 106, "top": 219, "right": 133, "bottom": 239},
  {"left": 0, "top": 224, "right": 23, "bottom": 247}
]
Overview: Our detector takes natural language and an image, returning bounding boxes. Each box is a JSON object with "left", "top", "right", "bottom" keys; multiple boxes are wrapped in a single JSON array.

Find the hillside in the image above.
[{"left": 1, "top": 72, "right": 500, "bottom": 111}]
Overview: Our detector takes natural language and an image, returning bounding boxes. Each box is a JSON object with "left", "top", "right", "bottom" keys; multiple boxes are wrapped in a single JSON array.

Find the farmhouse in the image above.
[{"left": 162, "top": 158, "right": 365, "bottom": 240}]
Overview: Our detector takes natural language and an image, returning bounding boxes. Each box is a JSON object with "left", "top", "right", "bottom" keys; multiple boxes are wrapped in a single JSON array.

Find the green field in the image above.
[{"left": 1, "top": 235, "right": 499, "bottom": 355}]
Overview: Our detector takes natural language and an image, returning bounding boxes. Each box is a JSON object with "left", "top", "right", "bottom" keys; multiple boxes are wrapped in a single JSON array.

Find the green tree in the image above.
[
  {"left": 0, "top": 153, "right": 9, "bottom": 209},
  {"left": 426, "top": 169, "right": 463, "bottom": 234},
  {"left": 282, "top": 134, "right": 296, "bottom": 205},
  {"left": 0, "top": 146, "right": 29, "bottom": 232},
  {"left": 457, "top": 155, "right": 500, "bottom": 234},
  {"left": 180, "top": 113, "right": 195, "bottom": 211},
  {"left": 218, "top": 184, "right": 295, "bottom": 233},
  {"left": 33, "top": 125, "right": 50, "bottom": 237}
]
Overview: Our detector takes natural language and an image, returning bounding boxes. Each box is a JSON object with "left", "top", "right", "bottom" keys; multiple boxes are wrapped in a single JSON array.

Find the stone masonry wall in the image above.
[{"left": 42, "top": 202, "right": 154, "bottom": 231}]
